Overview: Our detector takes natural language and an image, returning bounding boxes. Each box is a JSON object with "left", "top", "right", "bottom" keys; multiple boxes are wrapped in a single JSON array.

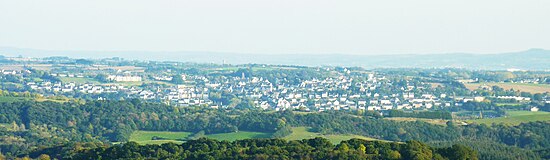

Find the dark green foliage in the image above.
[
  {"left": 0, "top": 99, "right": 549, "bottom": 159},
  {"left": 0, "top": 100, "right": 289, "bottom": 156},
  {"left": 65, "top": 138, "right": 476, "bottom": 160},
  {"left": 387, "top": 110, "right": 453, "bottom": 120},
  {"left": 75, "top": 59, "right": 94, "bottom": 65},
  {"left": 430, "top": 140, "right": 540, "bottom": 160},
  {"left": 94, "top": 74, "right": 110, "bottom": 83},
  {"left": 535, "top": 148, "right": 550, "bottom": 159},
  {"left": 171, "top": 74, "right": 185, "bottom": 84},
  {"left": 281, "top": 111, "right": 550, "bottom": 159},
  {"left": 541, "top": 103, "right": 550, "bottom": 112}
]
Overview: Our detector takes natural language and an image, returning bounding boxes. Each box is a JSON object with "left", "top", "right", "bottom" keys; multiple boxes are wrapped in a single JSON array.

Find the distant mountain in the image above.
[{"left": 0, "top": 47, "right": 549, "bottom": 70}]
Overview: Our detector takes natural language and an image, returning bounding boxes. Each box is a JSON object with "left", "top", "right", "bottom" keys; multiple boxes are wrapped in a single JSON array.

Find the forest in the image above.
[
  {"left": 0, "top": 99, "right": 548, "bottom": 159},
  {"left": 31, "top": 138, "right": 477, "bottom": 160}
]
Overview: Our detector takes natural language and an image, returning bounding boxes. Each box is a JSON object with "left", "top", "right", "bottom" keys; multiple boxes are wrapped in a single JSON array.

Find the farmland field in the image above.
[
  {"left": 0, "top": 96, "right": 29, "bottom": 102},
  {"left": 385, "top": 117, "right": 449, "bottom": 126},
  {"left": 464, "top": 82, "right": 550, "bottom": 93},
  {"left": 129, "top": 131, "right": 192, "bottom": 144},
  {"left": 59, "top": 77, "right": 100, "bottom": 84},
  {"left": 494, "top": 103, "right": 524, "bottom": 107},
  {"left": 129, "top": 130, "right": 271, "bottom": 144},
  {"left": 129, "top": 128, "right": 386, "bottom": 145},
  {"left": 1, "top": 64, "right": 53, "bottom": 71},
  {"left": 0, "top": 96, "right": 71, "bottom": 103},
  {"left": 468, "top": 111, "right": 550, "bottom": 125},
  {"left": 283, "top": 127, "right": 384, "bottom": 144},
  {"left": 428, "top": 82, "right": 444, "bottom": 88}
]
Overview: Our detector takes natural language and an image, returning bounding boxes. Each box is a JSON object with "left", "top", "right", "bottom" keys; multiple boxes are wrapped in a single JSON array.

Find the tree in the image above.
[
  {"left": 228, "top": 98, "right": 241, "bottom": 108},
  {"left": 64, "top": 138, "right": 473, "bottom": 160},
  {"left": 337, "top": 143, "right": 350, "bottom": 152},
  {"left": 94, "top": 74, "right": 110, "bottom": 83},
  {"left": 75, "top": 59, "right": 94, "bottom": 65},
  {"left": 533, "top": 93, "right": 543, "bottom": 101},
  {"left": 385, "top": 150, "right": 401, "bottom": 160},
  {"left": 404, "top": 140, "right": 433, "bottom": 160},
  {"left": 445, "top": 144, "right": 478, "bottom": 160},
  {"left": 11, "top": 121, "right": 18, "bottom": 131},
  {"left": 37, "top": 154, "right": 51, "bottom": 160},
  {"left": 171, "top": 75, "right": 185, "bottom": 84},
  {"left": 359, "top": 144, "right": 366, "bottom": 153},
  {"left": 19, "top": 123, "right": 26, "bottom": 131}
]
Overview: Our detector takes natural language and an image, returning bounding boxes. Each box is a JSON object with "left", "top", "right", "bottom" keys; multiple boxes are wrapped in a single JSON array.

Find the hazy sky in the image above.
[{"left": 1, "top": 0, "right": 549, "bottom": 55}]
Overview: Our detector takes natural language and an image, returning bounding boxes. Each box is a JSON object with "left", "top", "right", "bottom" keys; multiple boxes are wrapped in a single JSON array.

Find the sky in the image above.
[{"left": 1, "top": 0, "right": 549, "bottom": 55}]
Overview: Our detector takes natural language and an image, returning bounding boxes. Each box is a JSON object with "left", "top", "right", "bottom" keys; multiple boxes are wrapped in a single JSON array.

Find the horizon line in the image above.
[{"left": 0, "top": 46, "right": 548, "bottom": 57}]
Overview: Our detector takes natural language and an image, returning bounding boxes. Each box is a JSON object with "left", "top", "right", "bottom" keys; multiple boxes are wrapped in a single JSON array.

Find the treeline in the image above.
[
  {"left": 0, "top": 99, "right": 549, "bottom": 159},
  {"left": 386, "top": 110, "right": 452, "bottom": 120},
  {"left": 541, "top": 103, "right": 550, "bottom": 112},
  {"left": 277, "top": 111, "right": 550, "bottom": 159},
  {"left": 235, "top": 110, "right": 549, "bottom": 158},
  {"left": 0, "top": 100, "right": 293, "bottom": 157},
  {"left": 0, "top": 90, "right": 43, "bottom": 98},
  {"left": 0, "top": 69, "right": 61, "bottom": 84},
  {"left": 449, "top": 101, "right": 550, "bottom": 117},
  {"left": 429, "top": 140, "right": 540, "bottom": 160},
  {"left": 38, "top": 138, "right": 477, "bottom": 160},
  {"left": 284, "top": 111, "right": 457, "bottom": 142}
]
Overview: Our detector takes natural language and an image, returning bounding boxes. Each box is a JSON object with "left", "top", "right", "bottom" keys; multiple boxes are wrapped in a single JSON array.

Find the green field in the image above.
[
  {"left": 494, "top": 103, "right": 524, "bottom": 106},
  {"left": 104, "top": 81, "right": 144, "bottom": 86},
  {"left": 129, "top": 130, "right": 271, "bottom": 144},
  {"left": 0, "top": 96, "right": 71, "bottom": 103},
  {"left": 130, "top": 127, "right": 386, "bottom": 145},
  {"left": 59, "top": 77, "right": 100, "bottom": 84},
  {"left": 129, "top": 131, "right": 192, "bottom": 144},
  {"left": 283, "top": 127, "right": 383, "bottom": 144},
  {"left": 468, "top": 111, "right": 550, "bottom": 125},
  {"left": 0, "top": 96, "right": 29, "bottom": 102},
  {"left": 464, "top": 82, "right": 550, "bottom": 93},
  {"left": 385, "top": 117, "right": 449, "bottom": 126},
  {"left": 205, "top": 131, "right": 272, "bottom": 141}
]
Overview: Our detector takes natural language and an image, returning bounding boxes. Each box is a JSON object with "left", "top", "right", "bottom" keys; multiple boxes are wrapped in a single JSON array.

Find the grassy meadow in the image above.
[
  {"left": 129, "top": 127, "right": 387, "bottom": 145},
  {"left": 0, "top": 96, "right": 29, "bottom": 102},
  {"left": 59, "top": 77, "right": 101, "bottom": 84},
  {"left": 129, "top": 130, "right": 271, "bottom": 144},
  {"left": 129, "top": 131, "right": 192, "bottom": 144},
  {"left": 464, "top": 82, "right": 550, "bottom": 93},
  {"left": 468, "top": 111, "right": 550, "bottom": 126},
  {"left": 384, "top": 117, "right": 449, "bottom": 126},
  {"left": 283, "top": 127, "right": 384, "bottom": 144}
]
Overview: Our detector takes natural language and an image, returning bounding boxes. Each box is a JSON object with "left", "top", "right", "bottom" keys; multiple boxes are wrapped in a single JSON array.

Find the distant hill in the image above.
[{"left": 0, "top": 47, "right": 549, "bottom": 70}]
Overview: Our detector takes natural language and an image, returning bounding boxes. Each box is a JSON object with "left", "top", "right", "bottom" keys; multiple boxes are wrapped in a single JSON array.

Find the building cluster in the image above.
[
  {"left": 27, "top": 81, "right": 137, "bottom": 94},
  {"left": 154, "top": 73, "right": 467, "bottom": 111},
  {"left": 107, "top": 75, "right": 142, "bottom": 82},
  {"left": 7, "top": 67, "right": 546, "bottom": 112}
]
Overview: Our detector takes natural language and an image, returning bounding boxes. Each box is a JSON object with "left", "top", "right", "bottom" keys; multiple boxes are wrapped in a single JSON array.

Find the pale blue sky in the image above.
[{"left": 1, "top": 0, "right": 549, "bottom": 55}]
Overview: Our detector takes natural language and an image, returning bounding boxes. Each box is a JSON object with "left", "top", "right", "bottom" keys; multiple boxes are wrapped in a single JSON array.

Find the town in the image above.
[{"left": 1, "top": 56, "right": 549, "bottom": 118}]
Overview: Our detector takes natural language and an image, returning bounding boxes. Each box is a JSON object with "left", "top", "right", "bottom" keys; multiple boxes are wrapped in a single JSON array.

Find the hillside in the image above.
[{"left": 1, "top": 47, "right": 549, "bottom": 70}]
